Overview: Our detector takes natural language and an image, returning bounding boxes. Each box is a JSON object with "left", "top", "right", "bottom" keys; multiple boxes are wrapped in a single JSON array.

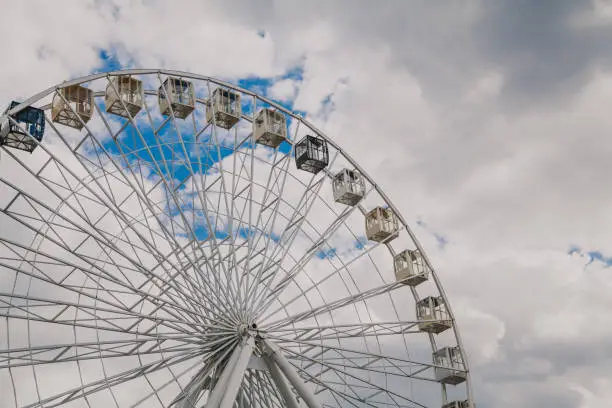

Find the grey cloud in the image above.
[
  {"left": 4, "top": 1, "right": 612, "bottom": 407},
  {"left": 217, "top": 0, "right": 612, "bottom": 109},
  {"left": 474, "top": 0, "right": 612, "bottom": 110}
]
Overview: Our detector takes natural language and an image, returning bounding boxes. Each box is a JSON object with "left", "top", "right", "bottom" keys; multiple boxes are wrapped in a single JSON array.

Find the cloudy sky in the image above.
[{"left": 2, "top": 0, "right": 612, "bottom": 407}]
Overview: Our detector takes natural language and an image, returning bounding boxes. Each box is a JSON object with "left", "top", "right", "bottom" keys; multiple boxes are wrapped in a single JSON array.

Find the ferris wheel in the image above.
[{"left": 0, "top": 69, "right": 474, "bottom": 408}]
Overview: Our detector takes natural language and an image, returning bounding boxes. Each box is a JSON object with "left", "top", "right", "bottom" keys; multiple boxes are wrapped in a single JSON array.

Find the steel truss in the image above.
[{"left": 0, "top": 69, "right": 473, "bottom": 408}]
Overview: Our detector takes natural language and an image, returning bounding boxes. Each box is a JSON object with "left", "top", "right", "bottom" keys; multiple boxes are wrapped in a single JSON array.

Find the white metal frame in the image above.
[{"left": 0, "top": 69, "right": 473, "bottom": 408}]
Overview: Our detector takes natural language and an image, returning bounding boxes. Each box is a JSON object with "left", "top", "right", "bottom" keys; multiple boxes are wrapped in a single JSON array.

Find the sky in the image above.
[{"left": 1, "top": 0, "right": 612, "bottom": 407}]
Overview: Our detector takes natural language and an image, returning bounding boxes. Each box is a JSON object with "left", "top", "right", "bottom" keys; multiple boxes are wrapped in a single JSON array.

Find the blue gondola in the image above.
[{"left": 0, "top": 101, "right": 45, "bottom": 153}]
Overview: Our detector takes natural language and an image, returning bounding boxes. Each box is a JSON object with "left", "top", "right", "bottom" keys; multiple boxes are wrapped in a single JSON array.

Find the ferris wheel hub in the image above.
[{"left": 237, "top": 324, "right": 249, "bottom": 336}]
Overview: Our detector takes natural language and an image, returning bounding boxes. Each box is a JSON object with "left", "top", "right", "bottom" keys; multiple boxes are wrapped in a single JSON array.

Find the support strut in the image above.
[
  {"left": 262, "top": 339, "right": 322, "bottom": 408},
  {"left": 205, "top": 337, "right": 254, "bottom": 408},
  {"left": 219, "top": 337, "right": 255, "bottom": 408},
  {"left": 263, "top": 354, "right": 302, "bottom": 408}
]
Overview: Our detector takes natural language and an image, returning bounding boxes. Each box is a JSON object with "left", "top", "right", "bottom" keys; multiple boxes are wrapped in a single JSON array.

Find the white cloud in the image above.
[
  {"left": 2, "top": 1, "right": 612, "bottom": 408},
  {"left": 268, "top": 79, "right": 298, "bottom": 102}
]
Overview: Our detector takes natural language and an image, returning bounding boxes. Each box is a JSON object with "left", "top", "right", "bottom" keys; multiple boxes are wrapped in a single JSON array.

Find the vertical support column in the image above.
[
  {"left": 219, "top": 337, "right": 255, "bottom": 408},
  {"left": 205, "top": 340, "right": 249, "bottom": 408},
  {"left": 263, "top": 354, "right": 302, "bottom": 408},
  {"left": 262, "top": 339, "right": 322, "bottom": 408}
]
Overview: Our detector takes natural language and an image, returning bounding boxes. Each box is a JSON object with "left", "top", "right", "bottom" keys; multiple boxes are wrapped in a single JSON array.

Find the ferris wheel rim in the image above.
[{"left": 0, "top": 68, "right": 473, "bottom": 408}]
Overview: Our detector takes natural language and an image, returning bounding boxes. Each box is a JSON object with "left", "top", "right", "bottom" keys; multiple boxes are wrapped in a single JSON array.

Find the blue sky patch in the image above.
[
  {"left": 569, "top": 245, "right": 612, "bottom": 267},
  {"left": 316, "top": 247, "right": 337, "bottom": 259},
  {"left": 281, "top": 63, "right": 305, "bottom": 82},
  {"left": 81, "top": 60, "right": 319, "bottom": 248},
  {"left": 237, "top": 77, "right": 275, "bottom": 97},
  {"left": 355, "top": 236, "right": 368, "bottom": 250},
  {"left": 97, "top": 48, "right": 123, "bottom": 73},
  {"left": 416, "top": 218, "right": 449, "bottom": 249}
]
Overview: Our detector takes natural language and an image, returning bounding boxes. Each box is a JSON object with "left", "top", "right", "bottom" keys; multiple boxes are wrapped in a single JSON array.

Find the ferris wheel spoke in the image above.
[
  {"left": 243, "top": 370, "right": 282, "bottom": 408},
  {"left": 0, "top": 291, "right": 233, "bottom": 340},
  {"left": 89, "top": 99, "right": 239, "bottom": 318},
  {"left": 204, "top": 81, "right": 244, "bottom": 309},
  {"left": 0, "top": 337, "right": 201, "bottom": 369},
  {"left": 58, "top": 155, "right": 171, "bottom": 260},
  {"left": 20, "top": 348, "right": 206, "bottom": 408},
  {"left": 0, "top": 238, "right": 217, "bottom": 331},
  {"left": 167, "top": 210, "right": 311, "bottom": 323},
  {"left": 87, "top": 98, "right": 229, "bottom": 316},
  {"left": 150, "top": 73, "right": 241, "bottom": 312},
  {"left": 2, "top": 140, "right": 214, "bottom": 325},
  {"left": 241, "top": 148, "right": 290, "bottom": 312},
  {"left": 248, "top": 171, "right": 329, "bottom": 317},
  {"left": 258, "top": 235, "right": 392, "bottom": 328},
  {"left": 270, "top": 337, "right": 440, "bottom": 382},
  {"left": 265, "top": 320, "right": 423, "bottom": 341},
  {"left": 275, "top": 345, "right": 426, "bottom": 408},
  {"left": 182, "top": 188, "right": 329, "bottom": 330},
  {"left": 264, "top": 280, "right": 405, "bottom": 330},
  {"left": 227, "top": 135, "right": 253, "bottom": 323},
  {"left": 251, "top": 145, "right": 341, "bottom": 298},
  {"left": 0, "top": 305, "right": 198, "bottom": 341},
  {"left": 239, "top": 96, "right": 259, "bottom": 321},
  {"left": 246, "top": 155, "right": 302, "bottom": 288},
  {"left": 265, "top": 355, "right": 366, "bottom": 408},
  {"left": 107, "top": 216, "right": 222, "bottom": 322},
  {"left": 41, "top": 157, "right": 167, "bottom": 259},
  {"left": 130, "top": 358, "right": 202, "bottom": 408},
  {"left": 274, "top": 346, "right": 374, "bottom": 407},
  {"left": 120, "top": 212, "right": 238, "bottom": 325},
  {"left": 239, "top": 102, "right": 298, "bottom": 303},
  {"left": 0, "top": 238, "right": 134, "bottom": 315},
  {"left": 0, "top": 229, "right": 204, "bottom": 326},
  {"left": 253, "top": 186, "right": 377, "bottom": 322},
  {"left": 170, "top": 338, "right": 238, "bottom": 408}
]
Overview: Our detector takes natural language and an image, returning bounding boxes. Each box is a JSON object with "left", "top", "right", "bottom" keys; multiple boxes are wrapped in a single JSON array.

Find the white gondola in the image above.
[
  {"left": 434, "top": 346, "right": 467, "bottom": 385},
  {"left": 158, "top": 77, "right": 195, "bottom": 119},
  {"left": 253, "top": 108, "right": 287, "bottom": 148},
  {"left": 365, "top": 206, "right": 399, "bottom": 242},
  {"left": 394, "top": 249, "right": 429, "bottom": 286},
  {"left": 206, "top": 88, "right": 241, "bottom": 129},
  {"left": 416, "top": 296, "right": 451, "bottom": 334},
  {"left": 105, "top": 76, "right": 144, "bottom": 118},
  {"left": 332, "top": 169, "right": 365, "bottom": 206},
  {"left": 51, "top": 85, "right": 94, "bottom": 130}
]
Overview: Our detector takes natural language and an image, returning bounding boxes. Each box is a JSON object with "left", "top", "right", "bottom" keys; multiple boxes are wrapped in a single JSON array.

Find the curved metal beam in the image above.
[{"left": 3, "top": 67, "right": 474, "bottom": 406}]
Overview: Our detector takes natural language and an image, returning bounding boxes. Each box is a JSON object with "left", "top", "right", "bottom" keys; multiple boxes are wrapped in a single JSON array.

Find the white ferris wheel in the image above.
[{"left": 0, "top": 69, "right": 474, "bottom": 408}]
